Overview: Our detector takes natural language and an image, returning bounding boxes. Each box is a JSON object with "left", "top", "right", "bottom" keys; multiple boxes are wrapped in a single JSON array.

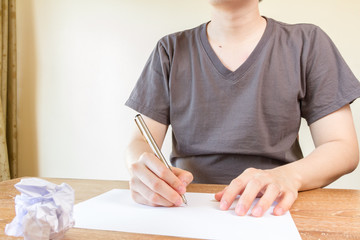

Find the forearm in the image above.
[
  {"left": 280, "top": 140, "right": 359, "bottom": 191},
  {"left": 125, "top": 139, "right": 152, "bottom": 168}
]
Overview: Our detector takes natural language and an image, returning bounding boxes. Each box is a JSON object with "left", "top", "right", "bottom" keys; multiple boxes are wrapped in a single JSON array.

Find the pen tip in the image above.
[{"left": 181, "top": 195, "right": 187, "bottom": 206}]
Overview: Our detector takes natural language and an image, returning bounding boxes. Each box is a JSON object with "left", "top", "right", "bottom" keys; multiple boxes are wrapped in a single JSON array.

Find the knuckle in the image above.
[
  {"left": 149, "top": 192, "right": 160, "bottom": 203},
  {"left": 171, "top": 180, "right": 182, "bottom": 191},
  {"left": 157, "top": 167, "right": 168, "bottom": 179},
  {"left": 240, "top": 196, "right": 252, "bottom": 208},
  {"left": 244, "top": 167, "right": 257, "bottom": 174},
  {"left": 250, "top": 178, "right": 263, "bottom": 189},
  {"left": 138, "top": 152, "right": 147, "bottom": 162},
  {"left": 129, "top": 162, "right": 137, "bottom": 171},
  {"left": 259, "top": 198, "right": 272, "bottom": 208},
  {"left": 259, "top": 171, "right": 271, "bottom": 179},
  {"left": 231, "top": 178, "right": 243, "bottom": 188},
  {"left": 253, "top": 170, "right": 272, "bottom": 183},
  {"left": 129, "top": 162, "right": 142, "bottom": 173},
  {"left": 139, "top": 152, "right": 152, "bottom": 163},
  {"left": 150, "top": 180, "right": 162, "bottom": 191},
  {"left": 288, "top": 190, "right": 298, "bottom": 201},
  {"left": 269, "top": 183, "right": 281, "bottom": 192}
]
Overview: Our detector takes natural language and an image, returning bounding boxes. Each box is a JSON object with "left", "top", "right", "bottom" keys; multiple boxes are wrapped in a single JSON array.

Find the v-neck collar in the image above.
[{"left": 200, "top": 17, "right": 274, "bottom": 80}]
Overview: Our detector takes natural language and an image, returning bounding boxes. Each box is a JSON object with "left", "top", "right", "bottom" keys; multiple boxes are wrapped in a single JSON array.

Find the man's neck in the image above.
[{"left": 207, "top": 1, "right": 265, "bottom": 45}]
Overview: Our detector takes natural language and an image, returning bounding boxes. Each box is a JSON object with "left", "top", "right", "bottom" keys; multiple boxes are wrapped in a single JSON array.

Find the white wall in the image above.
[{"left": 17, "top": 0, "right": 360, "bottom": 189}]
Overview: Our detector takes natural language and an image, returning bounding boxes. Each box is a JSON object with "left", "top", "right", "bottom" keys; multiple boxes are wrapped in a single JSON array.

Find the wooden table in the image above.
[{"left": 1, "top": 178, "right": 360, "bottom": 240}]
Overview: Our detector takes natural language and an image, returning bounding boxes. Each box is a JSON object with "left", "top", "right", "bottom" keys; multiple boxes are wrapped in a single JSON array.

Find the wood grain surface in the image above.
[{"left": 1, "top": 178, "right": 359, "bottom": 239}]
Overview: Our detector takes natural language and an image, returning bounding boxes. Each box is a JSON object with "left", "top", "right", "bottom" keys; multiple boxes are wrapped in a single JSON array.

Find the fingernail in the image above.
[
  {"left": 220, "top": 200, "right": 228, "bottom": 210},
  {"left": 275, "top": 207, "right": 284, "bottom": 215},
  {"left": 182, "top": 181, "right": 188, "bottom": 187},
  {"left": 236, "top": 204, "right": 246, "bottom": 216},
  {"left": 252, "top": 206, "right": 263, "bottom": 217}
]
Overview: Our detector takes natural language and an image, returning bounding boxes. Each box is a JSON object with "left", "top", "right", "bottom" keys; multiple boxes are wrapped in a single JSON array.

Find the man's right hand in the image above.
[{"left": 129, "top": 152, "right": 193, "bottom": 207}]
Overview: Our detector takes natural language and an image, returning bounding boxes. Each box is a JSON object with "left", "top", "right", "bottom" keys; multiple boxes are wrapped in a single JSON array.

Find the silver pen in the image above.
[{"left": 134, "top": 114, "right": 188, "bottom": 205}]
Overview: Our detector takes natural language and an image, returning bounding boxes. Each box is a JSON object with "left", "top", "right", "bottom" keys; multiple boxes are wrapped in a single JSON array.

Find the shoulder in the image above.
[
  {"left": 268, "top": 17, "right": 329, "bottom": 42},
  {"left": 156, "top": 23, "right": 207, "bottom": 53},
  {"left": 266, "top": 17, "right": 335, "bottom": 55},
  {"left": 269, "top": 17, "right": 320, "bottom": 34}
]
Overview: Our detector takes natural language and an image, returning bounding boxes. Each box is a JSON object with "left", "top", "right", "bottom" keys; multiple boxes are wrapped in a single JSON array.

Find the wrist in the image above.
[{"left": 272, "top": 164, "right": 303, "bottom": 192}]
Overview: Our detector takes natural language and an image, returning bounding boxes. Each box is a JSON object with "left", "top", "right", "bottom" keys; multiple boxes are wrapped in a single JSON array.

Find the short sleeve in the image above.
[
  {"left": 125, "top": 41, "right": 171, "bottom": 125},
  {"left": 300, "top": 26, "right": 360, "bottom": 125}
]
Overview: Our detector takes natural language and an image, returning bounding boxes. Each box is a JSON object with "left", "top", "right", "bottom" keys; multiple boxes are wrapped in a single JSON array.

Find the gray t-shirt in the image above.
[{"left": 125, "top": 17, "right": 360, "bottom": 184}]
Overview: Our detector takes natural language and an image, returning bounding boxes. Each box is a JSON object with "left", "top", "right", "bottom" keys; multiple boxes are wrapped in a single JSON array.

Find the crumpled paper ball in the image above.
[{"left": 5, "top": 178, "right": 75, "bottom": 240}]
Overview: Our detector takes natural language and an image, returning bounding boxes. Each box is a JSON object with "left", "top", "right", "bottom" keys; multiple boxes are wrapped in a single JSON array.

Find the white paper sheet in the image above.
[{"left": 74, "top": 189, "right": 301, "bottom": 240}]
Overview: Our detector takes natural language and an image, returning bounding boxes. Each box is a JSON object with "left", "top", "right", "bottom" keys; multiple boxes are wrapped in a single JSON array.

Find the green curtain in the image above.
[{"left": 0, "top": 0, "right": 17, "bottom": 181}]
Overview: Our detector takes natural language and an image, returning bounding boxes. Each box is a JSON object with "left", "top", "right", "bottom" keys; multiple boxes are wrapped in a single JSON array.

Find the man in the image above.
[{"left": 125, "top": 0, "right": 360, "bottom": 217}]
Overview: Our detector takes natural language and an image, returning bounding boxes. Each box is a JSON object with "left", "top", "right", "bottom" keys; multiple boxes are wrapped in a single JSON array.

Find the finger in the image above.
[
  {"left": 172, "top": 167, "right": 193, "bottom": 187},
  {"left": 219, "top": 178, "right": 247, "bottom": 211},
  {"left": 131, "top": 189, "right": 173, "bottom": 207},
  {"left": 273, "top": 191, "right": 298, "bottom": 216},
  {"left": 141, "top": 153, "right": 186, "bottom": 195},
  {"left": 251, "top": 183, "right": 281, "bottom": 217},
  {"left": 131, "top": 190, "right": 153, "bottom": 206},
  {"left": 130, "top": 179, "right": 174, "bottom": 207},
  {"left": 236, "top": 178, "right": 267, "bottom": 216},
  {"left": 135, "top": 163, "right": 183, "bottom": 206},
  {"left": 214, "top": 186, "right": 228, "bottom": 201}
]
